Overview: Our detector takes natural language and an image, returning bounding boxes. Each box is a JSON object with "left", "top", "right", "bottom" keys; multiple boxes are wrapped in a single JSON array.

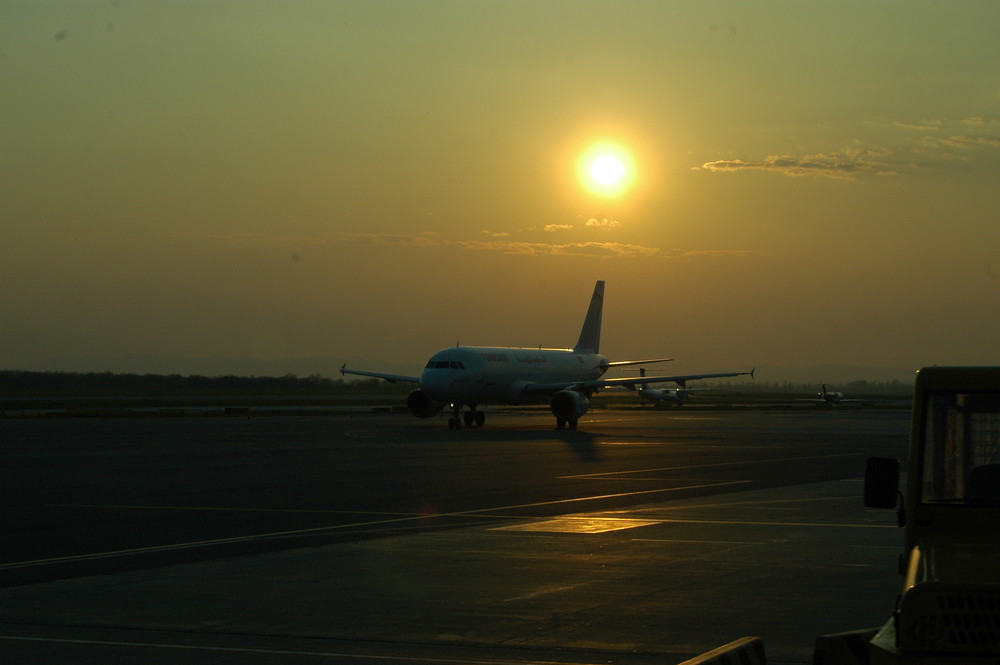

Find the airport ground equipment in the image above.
[{"left": 862, "top": 366, "right": 1000, "bottom": 663}]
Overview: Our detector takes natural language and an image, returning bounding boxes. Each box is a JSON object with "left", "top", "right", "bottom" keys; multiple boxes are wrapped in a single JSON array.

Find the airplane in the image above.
[
  {"left": 804, "top": 384, "right": 862, "bottom": 406},
  {"left": 341, "top": 280, "right": 754, "bottom": 430},
  {"left": 632, "top": 367, "right": 709, "bottom": 406}
]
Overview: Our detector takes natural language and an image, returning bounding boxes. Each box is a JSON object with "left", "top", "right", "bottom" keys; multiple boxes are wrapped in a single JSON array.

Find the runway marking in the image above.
[
  {"left": 2, "top": 481, "right": 749, "bottom": 572},
  {"left": 502, "top": 582, "right": 592, "bottom": 602},
  {"left": 466, "top": 480, "right": 751, "bottom": 514},
  {"left": 492, "top": 517, "right": 661, "bottom": 533},
  {"left": 0, "top": 635, "right": 544, "bottom": 664},
  {"left": 492, "top": 514, "right": 896, "bottom": 535},
  {"left": 47, "top": 504, "right": 419, "bottom": 516},
  {"left": 635, "top": 517, "right": 897, "bottom": 529},
  {"left": 632, "top": 538, "right": 768, "bottom": 545},
  {"left": 558, "top": 452, "right": 861, "bottom": 479}
]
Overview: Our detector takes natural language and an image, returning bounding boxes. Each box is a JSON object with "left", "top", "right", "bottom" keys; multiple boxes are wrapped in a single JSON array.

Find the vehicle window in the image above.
[{"left": 922, "top": 392, "right": 1000, "bottom": 503}]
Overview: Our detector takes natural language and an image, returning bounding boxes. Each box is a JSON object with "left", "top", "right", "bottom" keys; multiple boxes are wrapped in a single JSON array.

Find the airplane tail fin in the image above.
[{"left": 573, "top": 280, "right": 604, "bottom": 354}]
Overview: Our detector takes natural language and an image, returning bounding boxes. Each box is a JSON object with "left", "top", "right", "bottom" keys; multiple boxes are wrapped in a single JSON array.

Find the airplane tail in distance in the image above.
[{"left": 573, "top": 280, "right": 604, "bottom": 354}]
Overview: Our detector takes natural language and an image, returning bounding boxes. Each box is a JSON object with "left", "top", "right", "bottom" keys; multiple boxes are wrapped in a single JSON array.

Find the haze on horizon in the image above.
[{"left": 3, "top": 1, "right": 999, "bottom": 379}]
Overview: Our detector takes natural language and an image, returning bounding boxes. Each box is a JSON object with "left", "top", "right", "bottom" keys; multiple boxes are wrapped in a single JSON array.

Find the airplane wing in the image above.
[
  {"left": 340, "top": 364, "right": 420, "bottom": 384},
  {"left": 602, "top": 357, "right": 674, "bottom": 368},
  {"left": 599, "top": 369, "right": 755, "bottom": 390},
  {"left": 795, "top": 396, "right": 863, "bottom": 402},
  {"left": 523, "top": 368, "right": 755, "bottom": 394},
  {"left": 798, "top": 398, "right": 864, "bottom": 403}
]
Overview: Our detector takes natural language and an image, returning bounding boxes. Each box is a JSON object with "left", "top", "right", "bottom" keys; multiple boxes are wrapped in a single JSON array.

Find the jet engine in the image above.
[
  {"left": 407, "top": 389, "right": 446, "bottom": 418},
  {"left": 550, "top": 389, "right": 590, "bottom": 422}
]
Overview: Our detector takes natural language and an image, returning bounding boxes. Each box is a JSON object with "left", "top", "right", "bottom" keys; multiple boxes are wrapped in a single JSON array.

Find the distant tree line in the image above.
[
  {"left": 701, "top": 379, "right": 913, "bottom": 395},
  {"left": 0, "top": 371, "right": 411, "bottom": 398},
  {"left": 0, "top": 370, "right": 915, "bottom": 399}
]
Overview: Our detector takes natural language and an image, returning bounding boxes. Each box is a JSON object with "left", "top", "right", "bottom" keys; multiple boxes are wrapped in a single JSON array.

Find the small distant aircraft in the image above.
[
  {"left": 341, "top": 280, "right": 754, "bottom": 430},
  {"left": 805, "top": 384, "right": 861, "bottom": 406},
  {"left": 632, "top": 368, "right": 709, "bottom": 406}
]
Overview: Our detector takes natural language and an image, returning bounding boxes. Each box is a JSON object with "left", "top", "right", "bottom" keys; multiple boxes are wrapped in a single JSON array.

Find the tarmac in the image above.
[{"left": 0, "top": 408, "right": 909, "bottom": 664}]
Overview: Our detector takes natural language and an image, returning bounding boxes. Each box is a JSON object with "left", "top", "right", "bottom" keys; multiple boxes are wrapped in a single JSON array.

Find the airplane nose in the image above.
[{"left": 420, "top": 370, "right": 449, "bottom": 400}]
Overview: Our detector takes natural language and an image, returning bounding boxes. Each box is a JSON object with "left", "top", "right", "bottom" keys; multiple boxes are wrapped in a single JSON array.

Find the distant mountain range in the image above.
[
  {"left": 9, "top": 355, "right": 918, "bottom": 386},
  {"left": 12, "top": 355, "right": 415, "bottom": 380},
  {"left": 753, "top": 364, "right": 917, "bottom": 385}
]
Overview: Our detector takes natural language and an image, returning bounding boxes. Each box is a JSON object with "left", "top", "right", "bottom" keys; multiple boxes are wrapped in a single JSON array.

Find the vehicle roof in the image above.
[{"left": 915, "top": 366, "right": 1000, "bottom": 391}]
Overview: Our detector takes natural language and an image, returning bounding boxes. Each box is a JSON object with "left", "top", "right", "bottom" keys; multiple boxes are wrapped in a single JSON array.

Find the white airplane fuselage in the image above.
[{"left": 419, "top": 346, "right": 610, "bottom": 405}]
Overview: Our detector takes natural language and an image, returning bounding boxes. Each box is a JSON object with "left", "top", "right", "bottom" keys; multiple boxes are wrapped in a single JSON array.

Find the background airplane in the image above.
[
  {"left": 632, "top": 367, "right": 710, "bottom": 406},
  {"left": 341, "top": 280, "right": 754, "bottom": 429},
  {"left": 802, "top": 384, "right": 862, "bottom": 405}
]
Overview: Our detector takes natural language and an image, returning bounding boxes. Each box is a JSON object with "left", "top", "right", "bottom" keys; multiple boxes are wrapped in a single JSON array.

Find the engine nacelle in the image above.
[
  {"left": 407, "top": 389, "right": 446, "bottom": 419},
  {"left": 550, "top": 390, "right": 590, "bottom": 421}
]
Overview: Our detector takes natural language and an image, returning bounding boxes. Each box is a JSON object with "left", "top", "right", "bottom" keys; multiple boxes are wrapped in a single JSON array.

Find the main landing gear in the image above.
[
  {"left": 448, "top": 404, "right": 485, "bottom": 429},
  {"left": 555, "top": 417, "right": 578, "bottom": 430}
]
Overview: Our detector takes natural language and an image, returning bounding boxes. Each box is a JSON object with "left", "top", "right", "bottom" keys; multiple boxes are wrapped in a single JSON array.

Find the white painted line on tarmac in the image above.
[
  {"left": 0, "top": 635, "right": 547, "bottom": 664},
  {"left": 2, "top": 481, "right": 750, "bottom": 571},
  {"left": 493, "top": 516, "right": 662, "bottom": 533},
  {"left": 559, "top": 452, "right": 860, "bottom": 479},
  {"left": 643, "top": 517, "right": 897, "bottom": 529},
  {"left": 631, "top": 538, "right": 768, "bottom": 545},
  {"left": 48, "top": 504, "right": 418, "bottom": 516},
  {"left": 467, "top": 480, "right": 751, "bottom": 513}
]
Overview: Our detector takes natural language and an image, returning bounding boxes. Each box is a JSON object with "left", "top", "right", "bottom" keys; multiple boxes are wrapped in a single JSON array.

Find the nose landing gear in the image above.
[
  {"left": 555, "top": 417, "right": 578, "bottom": 430},
  {"left": 447, "top": 404, "right": 486, "bottom": 429}
]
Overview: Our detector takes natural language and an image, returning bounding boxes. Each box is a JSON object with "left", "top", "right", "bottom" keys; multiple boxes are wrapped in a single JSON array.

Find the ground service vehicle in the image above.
[{"left": 864, "top": 366, "right": 1000, "bottom": 663}]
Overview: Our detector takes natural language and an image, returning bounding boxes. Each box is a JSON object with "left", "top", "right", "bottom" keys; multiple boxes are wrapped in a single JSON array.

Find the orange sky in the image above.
[{"left": 3, "top": 2, "right": 1000, "bottom": 378}]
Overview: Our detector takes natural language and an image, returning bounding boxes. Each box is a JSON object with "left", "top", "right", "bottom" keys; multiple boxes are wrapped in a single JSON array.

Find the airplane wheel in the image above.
[
  {"left": 474, "top": 412, "right": 485, "bottom": 427},
  {"left": 568, "top": 419, "right": 578, "bottom": 430},
  {"left": 448, "top": 417, "right": 462, "bottom": 430},
  {"left": 556, "top": 418, "right": 566, "bottom": 430},
  {"left": 464, "top": 412, "right": 475, "bottom": 428}
]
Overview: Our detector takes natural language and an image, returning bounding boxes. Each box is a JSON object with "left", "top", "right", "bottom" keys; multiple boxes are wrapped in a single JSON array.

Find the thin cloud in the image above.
[
  {"left": 739, "top": 117, "right": 1000, "bottom": 177},
  {"left": 216, "top": 232, "right": 756, "bottom": 262},
  {"left": 544, "top": 224, "right": 574, "bottom": 232},
  {"left": 214, "top": 231, "right": 442, "bottom": 249},
  {"left": 677, "top": 248, "right": 760, "bottom": 259},
  {"left": 700, "top": 151, "right": 893, "bottom": 179},
  {"left": 455, "top": 239, "right": 662, "bottom": 258},
  {"left": 332, "top": 232, "right": 443, "bottom": 248},
  {"left": 932, "top": 135, "right": 1000, "bottom": 150},
  {"left": 913, "top": 128, "right": 1000, "bottom": 170},
  {"left": 894, "top": 119, "right": 944, "bottom": 131},
  {"left": 585, "top": 218, "right": 622, "bottom": 229}
]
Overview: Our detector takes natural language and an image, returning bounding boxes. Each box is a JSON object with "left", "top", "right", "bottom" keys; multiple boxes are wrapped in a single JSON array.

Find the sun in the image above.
[
  {"left": 578, "top": 142, "right": 635, "bottom": 197},
  {"left": 590, "top": 154, "right": 626, "bottom": 186}
]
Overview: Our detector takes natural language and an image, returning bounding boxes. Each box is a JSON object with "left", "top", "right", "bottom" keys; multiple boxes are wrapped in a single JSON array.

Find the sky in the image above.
[{"left": 3, "top": 1, "right": 1000, "bottom": 380}]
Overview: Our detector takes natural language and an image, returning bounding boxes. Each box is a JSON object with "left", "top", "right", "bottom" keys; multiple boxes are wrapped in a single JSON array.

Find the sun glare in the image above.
[
  {"left": 591, "top": 155, "right": 626, "bottom": 185},
  {"left": 578, "top": 142, "right": 635, "bottom": 197}
]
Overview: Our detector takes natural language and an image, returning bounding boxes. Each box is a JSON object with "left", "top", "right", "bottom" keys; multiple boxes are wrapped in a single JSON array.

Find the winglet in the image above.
[{"left": 573, "top": 280, "right": 604, "bottom": 354}]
